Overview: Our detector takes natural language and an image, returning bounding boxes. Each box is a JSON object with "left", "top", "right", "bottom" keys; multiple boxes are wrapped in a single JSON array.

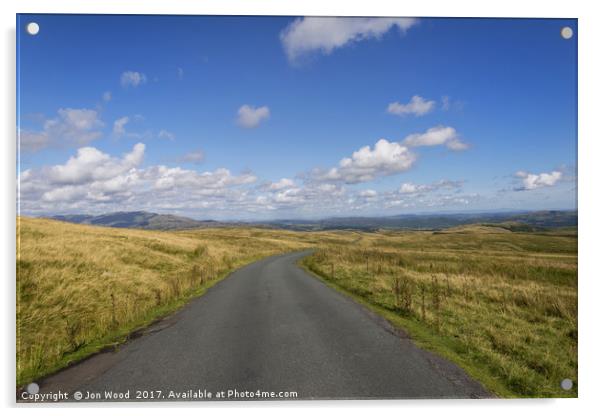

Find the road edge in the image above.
[
  {"left": 16, "top": 250, "right": 301, "bottom": 393},
  {"left": 297, "top": 256, "right": 503, "bottom": 399}
]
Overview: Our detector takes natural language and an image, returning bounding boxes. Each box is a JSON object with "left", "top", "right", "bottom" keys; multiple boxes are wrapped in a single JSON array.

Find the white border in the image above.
[{"left": 2, "top": 1, "right": 601, "bottom": 415}]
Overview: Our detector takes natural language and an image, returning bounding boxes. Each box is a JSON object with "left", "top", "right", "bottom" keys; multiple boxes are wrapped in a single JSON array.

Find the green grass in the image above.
[
  {"left": 299, "top": 225, "right": 577, "bottom": 398},
  {"left": 299, "top": 264, "right": 513, "bottom": 397}
]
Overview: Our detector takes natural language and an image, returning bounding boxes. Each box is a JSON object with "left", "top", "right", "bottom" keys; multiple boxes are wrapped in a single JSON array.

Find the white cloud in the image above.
[
  {"left": 111, "top": 116, "right": 155, "bottom": 140},
  {"left": 149, "top": 166, "right": 256, "bottom": 191},
  {"left": 181, "top": 150, "right": 204, "bottom": 164},
  {"left": 46, "top": 143, "right": 145, "bottom": 185},
  {"left": 399, "top": 183, "right": 422, "bottom": 194},
  {"left": 19, "top": 108, "right": 104, "bottom": 152},
  {"left": 237, "top": 105, "right": 270, "bottom": 128},
  {"left": 359, "top": 189, "right": 377, "bottom": 198},
  {"left": 158, "top": 129, "right": 176, "bottom": 141},
  {"left": 446, "top": 138, "right": 469, "bottom": 151},
  {"left": 19, "top": 130, "right": 50, "bottom": 152},
  {"left": 312, "top": 139, "right": 416, "bottom": 184},
  {"left": 399, "top": 179, "right": 463, "bottom": 194},
  {"left": 19, "top": 143, "right": 259, "bottom": 214},
  {"left": 112, "top": 116, "right": 129, "bottom": 138},
  {"left": 387, "top": 95, "right": 435, "bottom": 117},
  {"left": 177, "top": 67, "right": 184, "bottom": 80},
  {"left": 273, "top": 187, "right": 302, "bottom": 204},
  {"left": 120, "top": 71, "right": 147, "bottom": 88},
  {"left": 403, "top": 126, "right": 468, "bottom": 150},
  {"left": 268, "top": 178, "right": 296, "bottom": 191},
  {"left": 256, "top": 181, "right": 346, "bottom": 210},
  {"left": 280, "top": 17, "right": 418, "bottom": 63},
  {"left": 18, "top": 141, "right": 480, "bottom": 219},
  {"left": 515, "top": 170, "right": 563, "bottom": 190},
  {"left": 102, "top": 91, "right": 112, "bottom": 102}
]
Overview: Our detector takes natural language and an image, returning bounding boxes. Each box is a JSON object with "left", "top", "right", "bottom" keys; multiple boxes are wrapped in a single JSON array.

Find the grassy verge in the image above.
[
  {"left": 300, "top": 262, "right": 511, "bottom": 397},
  {"left": 299, "top": 225, "right": 577, "bottom": 398},
  {"left": 16, "top": 217, "right": 318, "bottom": 386},
  {"left": 18, "top": 251, "right": 267, "bottom": 386}
]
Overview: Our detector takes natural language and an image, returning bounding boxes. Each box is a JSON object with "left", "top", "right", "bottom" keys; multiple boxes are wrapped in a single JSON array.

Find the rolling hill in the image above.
[
  {"left": 48, "top": 209, "right": 577, "bottom": 232},
  {"left": 50, "top": 211, "right": 221, "bottom": 230}
]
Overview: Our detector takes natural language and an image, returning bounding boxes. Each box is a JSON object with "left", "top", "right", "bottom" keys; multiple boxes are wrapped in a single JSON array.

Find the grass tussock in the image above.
[
  {"left": 301, "top": 225, "right": 577, "bottom": 398},
  {"left": 16, "top": 217, "right": 326, "bottom": 385}
]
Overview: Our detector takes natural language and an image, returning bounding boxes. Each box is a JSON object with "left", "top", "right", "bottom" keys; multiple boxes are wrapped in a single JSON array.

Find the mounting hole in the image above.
[
  {"left": 560, "top": 26, "right": 573, "bottom": 40},
  {"left": 560, "top": 378, "right": 573, "bottom": 390},
  {"left": 26, "top": 22, "right": 40, "bottom": 36},
  {"left": 26, "top": 382, "right": 40, "bottom": 394}
]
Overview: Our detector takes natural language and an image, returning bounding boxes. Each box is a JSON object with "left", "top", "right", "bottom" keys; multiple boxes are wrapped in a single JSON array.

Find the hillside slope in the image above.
[
  {"left": 50, "top": 211, "right": 220, "bottom": 230},
  {"left": 16, "top": 217, "right": 322, "bottom": 384}
]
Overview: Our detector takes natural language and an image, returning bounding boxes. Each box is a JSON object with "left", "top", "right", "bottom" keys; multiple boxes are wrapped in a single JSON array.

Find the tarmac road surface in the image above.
[{"left": 30, "top": 250, "right": 492, "bottom": 401}]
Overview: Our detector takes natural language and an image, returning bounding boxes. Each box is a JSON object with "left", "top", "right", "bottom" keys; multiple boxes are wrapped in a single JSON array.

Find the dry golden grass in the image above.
[
  {"left": 16, "top": 217, "right": 333, "bottom": 385},
  {"left": 301, "top": 225, "right": 577, "bottom": 397},
  {"left": 17, "top": 218, "right": 577, "bottom": 398}
]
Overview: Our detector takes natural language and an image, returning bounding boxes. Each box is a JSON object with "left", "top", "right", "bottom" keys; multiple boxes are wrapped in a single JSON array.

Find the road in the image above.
[{"left": 33, "top": 250, "right": 491, "bottom": 401}]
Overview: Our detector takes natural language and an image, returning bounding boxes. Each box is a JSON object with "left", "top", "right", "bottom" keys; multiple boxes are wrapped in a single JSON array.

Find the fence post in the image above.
[
  {"left": 110, "top": 292, "right": 117, "bottom": 327},
  {"left": 393, "top": 276, "right": 400, "bottom": 309},
  {"left": 432, "top": 275, "right": 441, "bottom": 332},
  {"left": 420, "top": 284, "right": 426, "bottom": 322}
]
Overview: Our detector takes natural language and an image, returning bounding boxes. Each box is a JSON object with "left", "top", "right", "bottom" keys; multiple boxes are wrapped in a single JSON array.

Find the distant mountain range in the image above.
[
  {"left": 48, "top": 209, "right": 577, "bottom": 232},
  {"left": 49, "top": 211, "right": 227, "bottom": 231},
  {"left": 261, "top": 210, "right": 578, "bottom": 231}
]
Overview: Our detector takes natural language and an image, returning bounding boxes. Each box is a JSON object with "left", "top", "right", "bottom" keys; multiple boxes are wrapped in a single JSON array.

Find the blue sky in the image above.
[{"left": 17, "top": 15, "right": 577, "bottom": 220}]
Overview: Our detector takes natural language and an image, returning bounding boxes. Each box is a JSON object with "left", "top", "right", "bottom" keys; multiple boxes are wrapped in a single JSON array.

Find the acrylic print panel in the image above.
[{"left": 16, "top": 14, "right": 577, "bottom": 402}]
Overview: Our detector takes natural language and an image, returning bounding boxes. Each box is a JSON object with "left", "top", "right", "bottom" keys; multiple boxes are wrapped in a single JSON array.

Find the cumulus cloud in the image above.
[
  {"left": 180, "top": 150, "right": 205, "bottom": 164},
  {"left": 120, "top": 71, "right": 147, "bottom": 88},
  {"left": 102, "top": 91, "right": 112, "bottom": 102},
  {"left": 158, "top": 129, "right": 176, "bottom": 141},
  {"left": 382, "top": 188, "right": 478, "bottom": 210},
  {"left": 268, "top": 178, "right": 296, "bottom": 191},
  {"left": 46, "top": 143, "right": 145, "bottom": 186},
  {"left": 19, "top": 108, "right": 104, "bottom": 152},
  {"left": 311, "top": 139, "right": 416, "bottom": 184},
  {"left": 515, "top": 170, "right": 563, "bottom": 191},
  {"left": 19, "top": 143, "right": 258, "bottom": 214},
  {"left": 18, "top": 141, "right": 479, "bottom": 219},
  {"left": 339, "top": 180, "right": 473, "bottom": 212},
  {"left": 387, "top": 95, "right": 436, "bottom": 117},
  {"left": 399, "top": 179, "right": 463, "bottom": 194},
  {"left": 149, "top": 166, "right": 256, "bottom": 191},
  {"left": 112, "top": 117, "right": 129, "bottom": 138},
  {"left": 399, "top": 182, "right": 422, "bottom": 194},
  {"left": 359, "top": 189, "right": 378, "bottom": 198},
  {"left": 237, "top": 105, "right": 270, "bottom": 129},
  {"left": 19, "top": 146, "right": 352, "bottom": 218},
  {"left": 111, "top": 116, "right": 155, "bottom": 140},
  {"left": 256, "top": 181, "right": 346, "bottom": 211},
  {"left": 403, "top": 126, "right": 468, "bottom": 151},
  {"left": 280, "top": 17, "right": 418, "bottom": 63},
  {"left": 19, "top": 130, "right": 50, "bottom": 152}
]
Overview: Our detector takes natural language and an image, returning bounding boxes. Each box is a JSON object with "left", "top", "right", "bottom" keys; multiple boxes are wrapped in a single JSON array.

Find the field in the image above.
[
  {"left": 301, "top": 223, "right": 577, "bottom": 397},
  {"left": 16, "top": 217, "right": 324, "bottom": 385},
  {"left": 17, "top": 217, "right": 577, "bottom": 398}
]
